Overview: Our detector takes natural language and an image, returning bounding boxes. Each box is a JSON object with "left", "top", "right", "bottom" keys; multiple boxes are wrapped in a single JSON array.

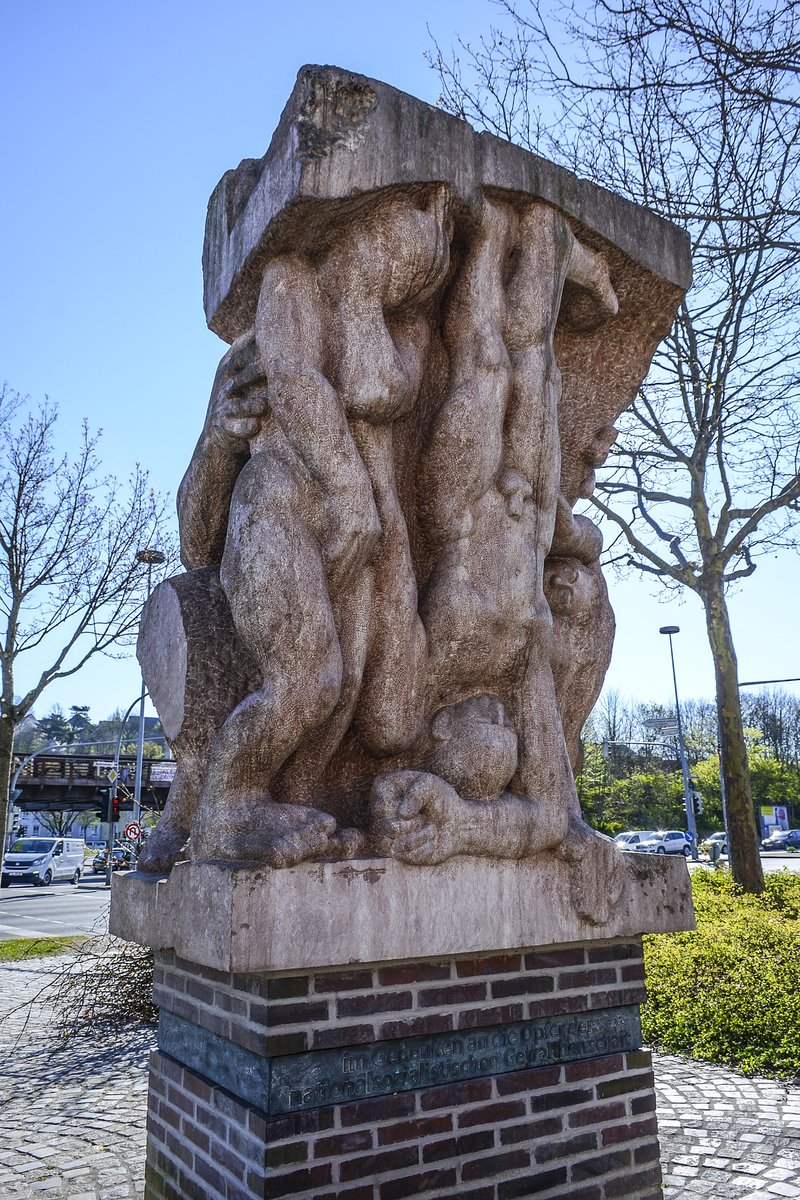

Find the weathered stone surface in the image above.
[
  {"left": 110, "top": 852, "right": 694, "bottom": 974},
  {"left": 134, "top": 63, "right": 692, "bottom": 923}
]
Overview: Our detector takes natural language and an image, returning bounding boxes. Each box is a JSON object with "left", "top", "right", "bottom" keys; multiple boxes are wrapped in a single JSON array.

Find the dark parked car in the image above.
[
  {"left": 761, "top": 829, "right": 800, "bottom": 852},
  {"left": 92, "top": 847, "right": 131, "bottom": 874}
]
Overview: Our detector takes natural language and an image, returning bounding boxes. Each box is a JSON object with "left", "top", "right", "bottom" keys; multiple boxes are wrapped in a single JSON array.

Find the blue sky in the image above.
[{"left": 2, "top": 0, "right": 797, "bottom": 728}]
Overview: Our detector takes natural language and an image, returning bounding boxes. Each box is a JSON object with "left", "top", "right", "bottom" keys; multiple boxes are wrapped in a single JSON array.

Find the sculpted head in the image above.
[{"left": 428, "top": 693, "right": 518, "bottom": 800}]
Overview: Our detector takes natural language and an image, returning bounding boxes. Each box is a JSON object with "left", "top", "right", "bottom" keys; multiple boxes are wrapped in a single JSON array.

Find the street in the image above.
[
  {"left": 0, "top": 876, "right": 113, "bottom": 939},
  {"left": 1, "top": 855, "right": 799, "bottom": 941}
]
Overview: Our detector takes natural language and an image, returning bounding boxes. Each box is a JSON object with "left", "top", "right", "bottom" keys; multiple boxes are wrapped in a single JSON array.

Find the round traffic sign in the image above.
[{"left": 124, "top": 821, "right": 142, "bottom": 841}]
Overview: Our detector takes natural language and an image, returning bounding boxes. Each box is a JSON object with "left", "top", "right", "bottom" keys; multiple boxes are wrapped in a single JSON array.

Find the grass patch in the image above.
[
  {"left": 0, "top": 935, "right": 84, "bottom": 962},
  {"left": 643, "top": 869, "right": 800, "bottom": 1078}
]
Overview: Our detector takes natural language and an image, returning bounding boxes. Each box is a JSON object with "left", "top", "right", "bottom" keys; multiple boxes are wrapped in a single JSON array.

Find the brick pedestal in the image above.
[{"left": 144, "top": 941, "right": 662, "bottom": 1200}]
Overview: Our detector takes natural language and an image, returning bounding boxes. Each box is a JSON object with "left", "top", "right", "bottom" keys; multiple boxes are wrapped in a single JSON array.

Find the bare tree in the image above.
[
  {"left": 36, "top": 810, "right": 82, "bottom": 838},
  {"left": 430, "top": 0, "right": 800, "bottom": 890},
  {"left": 0, "top": 386, "right": 174, "bottom": 848}
]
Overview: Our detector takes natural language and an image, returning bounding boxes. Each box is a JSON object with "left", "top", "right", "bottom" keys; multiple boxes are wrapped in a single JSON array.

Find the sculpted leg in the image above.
[{"left": 191, "top": 462, "right": 343, "bottom": 864}]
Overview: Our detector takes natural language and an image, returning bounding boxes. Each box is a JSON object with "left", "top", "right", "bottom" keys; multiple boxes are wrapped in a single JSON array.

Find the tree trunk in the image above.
[
  {"left": 703, "top": 579, "right": 764, "bottom": 892},
  {"left": 0, "top": 716, "right": 15, "bottom": 854}
]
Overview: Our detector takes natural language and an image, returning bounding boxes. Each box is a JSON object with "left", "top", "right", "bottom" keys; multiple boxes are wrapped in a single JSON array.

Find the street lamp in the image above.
[
  {"left": 132, "top": 549, "right": 166, "bottom": 843},
  {"left": 659, "top": 626, "right": 698, "bottom": 858}
]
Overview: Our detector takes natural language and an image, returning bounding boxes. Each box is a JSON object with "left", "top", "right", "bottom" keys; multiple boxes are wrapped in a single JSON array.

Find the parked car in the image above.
[
  {"left": 700, "top": 831, "right": 728, "bottom": 857},
  {"left": 761, "top": 829, "right": 800, "bottom": 852},
  {"left": 637, "top": 830, "right": 693, "bottom": 857},
  {"left": 613, "top": 831, "right": 657, "bottom": 851},
  {"left": 1, "top": 837, "right": 85, "bottom": 887},
  {"left": 91, "top": 847, "right": 131, "bottom": 874}
]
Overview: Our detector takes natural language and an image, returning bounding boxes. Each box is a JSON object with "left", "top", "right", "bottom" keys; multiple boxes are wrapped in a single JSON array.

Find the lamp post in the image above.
[
  {"left": 659, "top": 625, "right": 698, "bottom": 859},
  {"left": 132, "top": 549, "right": 165, "bottom": 842}
]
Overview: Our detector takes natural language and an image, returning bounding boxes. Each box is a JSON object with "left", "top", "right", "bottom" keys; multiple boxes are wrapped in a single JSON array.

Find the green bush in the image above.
[{"left": 642, "top": 869, "right": 800, "bottom": 1077}]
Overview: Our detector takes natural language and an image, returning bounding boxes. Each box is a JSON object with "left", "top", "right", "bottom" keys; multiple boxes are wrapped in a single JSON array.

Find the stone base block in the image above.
[
  {"left": 110, "top": 853, "right": 693, "bottom": 974},
  {"left": 144, "top": 942, "right": 663, "bottom": 1200}
]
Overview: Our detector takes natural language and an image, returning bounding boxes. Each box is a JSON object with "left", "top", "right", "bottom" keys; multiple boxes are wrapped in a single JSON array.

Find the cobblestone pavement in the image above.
[{"left": 1, "top": 956, "right": 800, "bottom": 1198}]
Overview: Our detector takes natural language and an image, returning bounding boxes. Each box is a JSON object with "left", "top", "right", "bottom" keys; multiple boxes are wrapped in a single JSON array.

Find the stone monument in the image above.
[{"left": 112, "top": 65, "right": 694, "bottom": 1200}]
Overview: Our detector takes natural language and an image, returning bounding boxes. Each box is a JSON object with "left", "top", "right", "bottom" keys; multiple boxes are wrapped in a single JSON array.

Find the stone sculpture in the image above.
[{"left": 138, "top": 67, "right": 689, "bottom": 909}]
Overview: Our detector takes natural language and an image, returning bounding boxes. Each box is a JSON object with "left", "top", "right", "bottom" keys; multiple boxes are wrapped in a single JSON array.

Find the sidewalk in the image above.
[{"left": 1, "top": 957, "right": 799, "bottom": 1199}]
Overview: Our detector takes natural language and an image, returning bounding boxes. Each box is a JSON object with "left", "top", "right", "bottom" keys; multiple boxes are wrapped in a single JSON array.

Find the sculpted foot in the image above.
[
  {"left": 557, "top": 819, "right": 625, "bottom": 925},
  {"left": 193, "top": 794, "right": 337, "bottom": 867},
  {"left": 138, "top": 821, "right": 190, "bottom": 874}
]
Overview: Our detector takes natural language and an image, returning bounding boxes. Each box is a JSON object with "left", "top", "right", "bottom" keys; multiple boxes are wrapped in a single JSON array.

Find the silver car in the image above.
[
  {"left": 637, "top": 830, "right": 693, "bottom": 857},
  {"left": 613, "top": 831, "right": 657, "bottom": 852}
]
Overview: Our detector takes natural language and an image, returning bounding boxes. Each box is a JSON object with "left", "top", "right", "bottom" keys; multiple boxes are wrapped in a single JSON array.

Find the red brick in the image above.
[
  {"left": 380, "top": 1014, "right": 453, "bottom": 1039},
  {"left": 571, "top": 1148, "right": 633, "bottom": 1180},
  {"left": 568, "top": 1100, "right": 626, "bottom": 1128},
  {"left": 380, "top": 1169, "right": 459, "bottom": 1198},
  {"left": 535, "top": 1131, "right": 597, "bottom": 1163},
  {"left": 420, "top": 1078, "right": 493, "bottom": 1111},
  {"left": 457, "top": 1099, "right": 526, "bottom": 1128},
  {"left": 498, "top": 1166, "right": 568, "bottom": 1197},
  {"left": 213, "top": 1141, "right": 247, "bottom": 1180},
  {"left": 264, "top": 1032, "right": 309, "bottom": 1056},
  {"left": 462, "top": 1148, "right": 531, "bottom": 1181},
  {"left": 254, "top": 999, "right": 329, "bottom": 1026},
  {"left": 313, "top": 970, "right": 374, "bottom": 993},
  {"left": 194, "top": 1155, "right": 226, "bottom": 1195},
  {"left": 530, "top": 1086, "right": 593, "bottom": 1113},
  {"left": 586, "top": 943, "right": 639, "bottom": 964},
  {"left": 602, "top": 1116, "right": 658, "bottom": 1145},
  {"left": 340, "top": 1093, "right": 416, "bottom": 1126},
  {"left": 185, "top": 977, "right": 215, "bottom": 1005},
  {"left": 182, "top": 1071, "right": 213, "bottom": 1103},
  {"left": 166, "top": 1083, "right": 194, "bottom": 1117},
  {"left": 457, "top": 1003, "right": 525, "bottom": 1029},
  {"left": 264, "top": 1141, "right": 308, "bottom": 1168},
  {"left": 621, "top": 962, "right": 646, "bottom": 982},
  {"left": 564, "top": 1054, "right": 624, "bottom": 1082},
  {"left": 422, "top": 1130, "right": 495, "bottom": 1163},
  {"left": 631, "top": 1093, "right": 658, "bottom": 1115},
  {"left": 491, "top": 976, "right": 555, "bottom": 999},
  {"left": 262, "top": 1164, "right": 333, "bottom": 1198},
  {"left": 635, "top": 1141, "right": 661, "bottom": 1164},
  {"left": 339, "top": 1146, "right": 419, "bottom": 1182},
  {"left": 337, "top": 990, "right": 413, "bottom": 1017},
  {"left": 266, "top": 976, "right": 309, "bottom": 999},
  {"left": 377, "top": 1114, "right": 452, "bottom": 1145},
  {"left": 265, "top": 1108, "right": 335, "bottom": 1140},
  {"left": 626, "top": 1050, "right": 652, "bottom": 1070},
  {"left": 314, "top": 1130, "right": 374, "bottom": 1157},
  {"left": 455, "top": 954, "right": 522, "bottom": 976},
  {"left": 500, "top": 1116, "right": 563, "bottom": 1144},
  {"left": 597, "top": 1072, "right": 654, "bottom": 1099},
  {"left": 529, "top": 993, "right": 589, "bottom": 1019},
  {"left": 558, "top": 968, "right": 617, "bottom": 989},
  {"left": 525, "top": 948, "right": 584, "bottom": 969},
  {"left": 377, "top": 962, "right": 451, "bottom": 986},
  {"left": 417, "top": 982, "right": 488, "bottom": 1007},
  {"left": 496, "top": 1066, "right": 561, "bottom": 1095}
]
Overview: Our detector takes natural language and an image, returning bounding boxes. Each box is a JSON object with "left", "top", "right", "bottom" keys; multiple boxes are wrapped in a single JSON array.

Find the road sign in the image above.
[
  {"left": 124, "top": 821, "right": 142, "bottom": 841},
  {"left": 107, "top": 768, "right": 118, "bottom": 783}
]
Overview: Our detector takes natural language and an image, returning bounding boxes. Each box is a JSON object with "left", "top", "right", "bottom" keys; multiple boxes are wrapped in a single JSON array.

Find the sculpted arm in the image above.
[
  {"left": 177, "top": 332, "right": 268, "bottom": 569},
  {"left": 255, "top": 256, "right": 380, "bottom": 588}
]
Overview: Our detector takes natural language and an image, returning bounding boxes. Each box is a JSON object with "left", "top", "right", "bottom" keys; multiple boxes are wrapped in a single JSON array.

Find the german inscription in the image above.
[{"left": 269, "top": 1005, "right": 642, "bottom": 1114}]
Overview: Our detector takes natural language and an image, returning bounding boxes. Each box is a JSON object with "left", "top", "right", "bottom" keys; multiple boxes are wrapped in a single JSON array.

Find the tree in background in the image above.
[
  {"left": 0, "top": 385, "right": 173, "bottom": 848},
  {"left": 430, "top": 0, "right": 800, "bottom": 891}
]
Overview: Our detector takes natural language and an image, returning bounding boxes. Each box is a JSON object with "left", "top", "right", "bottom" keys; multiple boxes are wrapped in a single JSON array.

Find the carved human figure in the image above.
[{"left": 178, "top": 190, "right": 451, "bottom": 863}]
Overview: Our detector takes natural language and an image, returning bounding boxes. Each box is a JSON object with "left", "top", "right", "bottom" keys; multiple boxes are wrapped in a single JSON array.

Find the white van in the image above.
[{"left": 1, "top": 837, "right": 85, "bottom": 887}]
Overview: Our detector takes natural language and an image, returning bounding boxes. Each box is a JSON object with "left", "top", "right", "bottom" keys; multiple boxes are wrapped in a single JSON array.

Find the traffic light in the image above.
[
  {"left": 693, "top": 791, "right": 704, "bottom": 815},
  {"left": 112, "top": 794, "right": 121, "bottom": 822}
]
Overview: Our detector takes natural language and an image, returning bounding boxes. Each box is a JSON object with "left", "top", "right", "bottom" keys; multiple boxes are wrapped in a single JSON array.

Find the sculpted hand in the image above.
[
  {"left": 370, "top": 770, "right": 466, "bottom": 865},
  {"left": 207, "top": 330, "right": 270, "bottom": 451}
]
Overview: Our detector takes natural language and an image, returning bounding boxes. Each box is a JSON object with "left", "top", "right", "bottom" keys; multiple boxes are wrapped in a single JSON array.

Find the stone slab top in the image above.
[
  {"left": 110, "top": 852, "right": 694, "bottom": 975},
  {"left": 203, "top": 64, "right": 692, "bottom": 341}
]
